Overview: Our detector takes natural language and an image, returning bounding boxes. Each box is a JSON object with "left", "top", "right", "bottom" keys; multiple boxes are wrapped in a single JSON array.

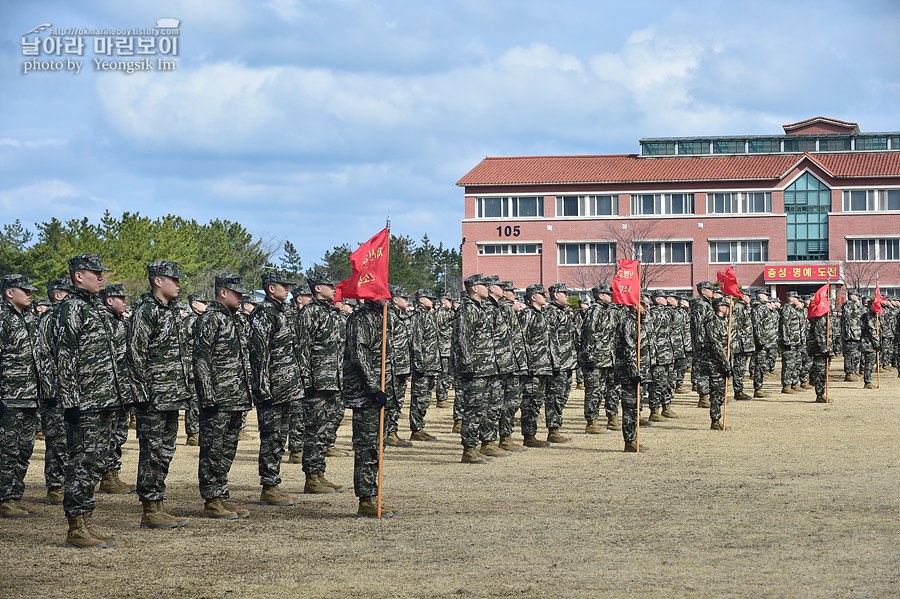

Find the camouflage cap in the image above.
[
  {"left": 33, "top": 298, "right": 51, "bottom": 308},
  {"left": 262, "top": 270, "right": 298, "bottom": 288},
  {"left": 525, "top": 283, "right": 547, "bottom": 297},
  {"left": 187, "top": 293, "right": 209, "bottom": 304},
  {"left": 696, "top": 281, "right": 714, "bottom": 291},
  {"left": 99, "top": 284, "right": 126, "bottom": 300},
  {"left": 389, "top": 284, "right": 409, "bottom": 298},
  {"left": 415, "top": 288, "right": 437, "bottom": 301},
  {"left": 500, "top": 281, "right": 516, "bottom": 292},
  {"left": 46, "top": 277, "right": 74, "bottom": 295},
  {"left": 548, "top": 283, "right": 568, "bottom": 295},
  {"left": 483, "top": 275, "right": 502, "bottom": 287},
  {"left": 215, "top": 273, "right": 249, "bottom": 295},
  {"left": 786, "top": 291, "right": 799, "bottom": 299},
  {"left": 713, "top": 297, "right": 731, "bottom": 310},
  {"left": 592, "top": 285, "right": 612, "bottom": 296},
  {"left": 847, "top": 289, "right": 860, "bottom": 297},
  {"left": 307, "top": 277, "right": 338, "bottom": 292},
  {"left": 463, "top": 273, "right": 488, "bottom": 289},
  {"left": 1, "top": 273, "right": 38, "bottom": 292},
  {"left": 292, "top": 284, "right": 312, "bottom": 298},
  {"left": 650, "top": 289, "right": 668, "bottom": 299},
  {"left": 68, "top": 253, "right": 111, "bottom": 273},
  {"left": 147, "top": 260, "right": 182, "bottom": 279}
]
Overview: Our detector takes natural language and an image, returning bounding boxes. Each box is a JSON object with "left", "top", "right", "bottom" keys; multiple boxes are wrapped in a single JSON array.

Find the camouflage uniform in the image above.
[
  {"left": 483, "top": 282, "right": 517, "bottom": 443},
  {"left": 860, "top": 307, "right": 881, "bottom": 386},
  {"left": 880, "top": 303, "right": 895, "bottom": 368},
  {"left": 798, "top": 308, "right": 811, "bottom": 385},
  {"left": 249, "top": 272, "right": 306, "bottom": 488},
  {"left": 182, "top": 295, "right": 207, "bottom": 438},
  {"left": 409, "top": 292, "right": 441, "bottom": 434},
  {"left": 730, "top": 297, "right": 755, "bottom": 397},
  {"left": 56, "top": 256, "right": 122, "bottom": 518},
  {"left": 750, "top": 297, "right": 774, "bottom": 393},
  {"left": 807, "top": 314, "right": 830, "bottom": 399},
  {"left": 614, "top": 307, "right": 649, "bottom": 443},
  {"left": 706, "top": 302, "right": 731, "bottom": 424},
  {"left": 193, "top": 275, "right": 253, "bottom": 501},
  {"left": 496, "top": 282, "right": 528, "bottom": 441},
  {"left": 300, "top": 288, "right": 343, "bottom": 476},
  {"left": 690, "top": 290, "right": 715, "bottom": 397},
  {"left": 518, "top": 286, "right": 552, "bottom": 439},
  {"left": 579, "top": 291, "right": 620, "bottom": 424},
  {"left": 779, "top": 298, "right": 804, "bottom": 388},
  {"left": 841, "top": 298, "right": 863, "bottom": 376},
  {"left": 434, "top": 301, "right": 454, "bottom": 405},
  {"left": 0, "top": 275, "right": 42, "bottom": 507},
  {"left": 544, "top": 284, "right": 577, "bottom": 433},
  {"left": 342, "top": 301, "right": 394, "bottom": 499},
  {"left": 286, "top": 296, "right": 311, "bottom": 456},
  {"left": 646, "top": 296, "right": 673, "bottom": 412},
  {"left": 672, "top": 299, "right": 692, "bottom": 390},
  {"left": 98, "top": 284, "right": 133, "bottom": 480},
  {"left": 386, "top": 295, "right": 412, "bottom": 436}
]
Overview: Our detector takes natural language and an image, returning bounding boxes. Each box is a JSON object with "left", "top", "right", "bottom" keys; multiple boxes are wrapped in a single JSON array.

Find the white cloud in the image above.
[{"left": 0, "top": 138, "right": 64, "bottom": 149}]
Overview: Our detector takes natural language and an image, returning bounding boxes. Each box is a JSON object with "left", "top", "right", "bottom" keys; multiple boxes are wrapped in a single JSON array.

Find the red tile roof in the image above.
[{"left": 457, "top": 152, "right": 900, "bottom": 187}]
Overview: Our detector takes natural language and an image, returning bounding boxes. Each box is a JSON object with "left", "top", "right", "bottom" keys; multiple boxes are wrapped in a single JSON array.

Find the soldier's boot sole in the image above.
[
  {"left": 65, "top": 517, "right": 109, "bottom": 549},
  {"left": 0, "top": 501, "right": 30, "bottom": 519}
]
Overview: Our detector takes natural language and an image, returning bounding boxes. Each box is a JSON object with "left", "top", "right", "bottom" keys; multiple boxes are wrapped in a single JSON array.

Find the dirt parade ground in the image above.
[{"left": 1, "top": 357, "right": 898, "bottom": 599}]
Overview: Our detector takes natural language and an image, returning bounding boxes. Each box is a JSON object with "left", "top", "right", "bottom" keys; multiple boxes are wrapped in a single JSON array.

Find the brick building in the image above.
[{"left": 457, "top": 117, "right": 900, "bottom": 299}]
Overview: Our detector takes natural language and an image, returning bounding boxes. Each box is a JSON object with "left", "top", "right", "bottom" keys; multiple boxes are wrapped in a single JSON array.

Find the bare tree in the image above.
[
  {"left": 567, "top": 264, "right": 615, "bottom": 294},
  {"left": 605, "top": 219, "right": 672, "bottom": 289},
  {"left": 842, "top": 258, "right": 880, "bottom": 295}
]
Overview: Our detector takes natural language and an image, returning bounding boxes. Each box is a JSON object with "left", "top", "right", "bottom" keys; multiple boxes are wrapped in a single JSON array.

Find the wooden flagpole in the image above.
[
  {"left": 876, "top": 272, "right": 881, "bottom": 389},
  {"left": 636, "top": 302, "right": 642, "bottom": 452},
  {"left": 376, "top": 299, "right": 388, "bottom": 518},
  {"left": 825, "top": 276, "right": 831, "bottom": 403},
  {"left": 723, "top": 296, "right": 734, "bottom": 430}
]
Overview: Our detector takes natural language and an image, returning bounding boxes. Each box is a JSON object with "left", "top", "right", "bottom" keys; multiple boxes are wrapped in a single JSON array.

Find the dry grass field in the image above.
[{"left": 2, "top": 357, "right": 898, "bottom": 599}]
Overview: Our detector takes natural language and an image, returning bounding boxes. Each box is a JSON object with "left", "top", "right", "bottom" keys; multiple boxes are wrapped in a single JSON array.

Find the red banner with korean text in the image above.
[
  {"left": 873, "top": 282, "right": 885, "bottom": 314},
  {"left": 335, "top": 228, "right": 391, "bottom": 301},
  {"left": 807, "top": 283, "right": 830, "bottom": 319},
  {"left": 612, "top": 259, "right": 640, "bottom": 306},
  {"left": 764, "top": 264, "right": 839, "bottom": 282},
  {"left": 716, "top": 265, "right": 741, "bottom": 297}
]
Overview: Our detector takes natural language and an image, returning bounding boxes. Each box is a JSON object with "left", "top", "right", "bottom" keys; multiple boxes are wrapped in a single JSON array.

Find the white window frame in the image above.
[
  {"left": 477, "top": 243, "right": 542, "bottom": 256},
  {"left": 842, "top": 189, "right": 900, "bottom": 212},
  {"left": 707, "top": 192, "right": 772, "bottom": 214},
  {"left": 708, "top": 240, "right": 769, "bottom": 264},
  {"left": 631, "top": 193, "right": 695, "bottom": 216},
  {"left": 634, "top": 241, "right": 693, "bottom": 264},
  {"left": 558, "top": 242, "right": 616, "bottom": 265},
  {"left": 556, "top": 194, "right": 618, "bottom": 217},
  {"left": 846, "top": 238, "right": 900, "bottom": 262},
  {"left": 475, "top": 196, "right": 544, "bottom": 219}
]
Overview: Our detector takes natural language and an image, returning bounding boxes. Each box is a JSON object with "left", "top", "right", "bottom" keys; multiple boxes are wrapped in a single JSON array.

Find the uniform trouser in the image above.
[
  {"left": 675, "top": 355, "right": 691, "bottom": 387},
  {"left": 749, "top": 350, "right": 766, "bottom": 391},
  {"left": 64, "top": 408, "right": 118, "bottom": 517},
  {"left": 460, "top": 375, "right": 497, "bottom": 447},
  {"left": 520, "top": 375, "right": 549, "bottom": 439},
  {"left": 799, "top": 350, "right": 811, "bottom": 383},
  {"left": 708, "top": 370, "right": 726, "bottom": 422},
  {"left": 452, "top": 373, "right": 464, "bottom": 422},
  {"left": 385, "top": 374, "right": 408, "bottom": 436},
  {"left": 409, "top": 373, "right": 436, "bottom": 432},
  {"left": 257, "top": 401, "right": 293, "bottom": 487},
  {"left": 198, "top": 409, "right": 244, "bottom": 500},
  {"left": 861, "top": 350, "right": 877, "bottom": 384},
  {"left": 287, "top": 400, "right": 305, "bottom": 454},
  {"left": 620, "top": 380, "right": 649, "bottom": 442},
  {"left": 0, "top": 407, "right": 37, "bottom": 502},
  {"left": 136, "top": 408, "right": 179, "bottom": 501},
  {"left": 731, "top": 352, "right": 751, "bottom": 393},
  {"left": 40, "top": 403, "right": 66, "bottom": 489},
  {"left": 303, "top": 393, "right": 336, "bottom": 475},
  {"left": 351, "top": 406, "right": 381, "bottom": 499},
  {"left": 325, "top": 397, "right": 345, "bottom": 452},
  {"left": 843, "top": 341, "right": 861, "bottom": 374},
  {"left": 648, "top": 364, "right": 674, "bottom": 409},
  {"left": 545, "top": 369, "right": 572, "bottom": 430},
  {"left": 498, "top": 374, "right": 522, "bottom": 439},
  {"left": 185, "top": 393, "right": 199, "bottom": 437},
  {"left": 605, "top": 375, "right": 621, "bottom": 421},
  {"left": 106, "top": 406, "right": 129, "bottom": 473},
  {"left": 767, "top": 348, "right": 778, "bottom": 373},
  {"left": 582, "top": 366, "right": 607, "bottom": 422},
  {"left": 435, "top": 357, "right": 450, "bottom": 403},
  {"left": 781, "top": 348, "right": 801, "bottom": 387},
  {"left": 693, "top": 348, "right": 710, "bottom": 395},
  {"left": 880, "top": 341, "right": 893, "bottom": 367},
  {"left": 479, "top": 373, "right": 509, "bottom": 443},
  {"left": 810, "top": 354, "right": 828, "bottom": 396},
  {"left": 575, "top": 367, "right": 584, "bottom": 386}
]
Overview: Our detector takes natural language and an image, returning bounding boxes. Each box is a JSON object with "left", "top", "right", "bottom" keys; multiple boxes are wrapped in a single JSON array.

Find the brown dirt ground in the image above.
[{"left": 2, "top": 357, "right": 898, "bottom": 599}]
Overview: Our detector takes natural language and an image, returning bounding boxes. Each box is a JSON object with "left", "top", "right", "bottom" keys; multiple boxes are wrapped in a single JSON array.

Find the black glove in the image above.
[
  {"left": 133, "top": 400, "right": 151, "bottom": 412},
  {"left": 256, "top": 397, "right": 274, "bottom": 408},
  {"left": 372, "top": 390, "right": 387, "bottom": 408},
  {"left": 720, "top": 367, "right": 731, "bottom": 378},
  {"left": 304, "top": 387, "right": 316, "bottom": 399},
  {"left": 0, "top": 400, "right": 5, "bottom": 418},
  {"left": 583, "top": 362, "right": 596, "bottom": 372},
  {"left": 461, "top": 372, "right": 474, "bottom": 383},
  {"left": 200, "top": 404, "right": 219, "bottom": 415},
  {"left": 630, "top": 375, "right": 642, "bottom": 385},
  {"left": 43, "top": 397, "right": 58, "bottom": 409},
  {"left": 63, "top": 406, "right": 81, "bottom": 425}
]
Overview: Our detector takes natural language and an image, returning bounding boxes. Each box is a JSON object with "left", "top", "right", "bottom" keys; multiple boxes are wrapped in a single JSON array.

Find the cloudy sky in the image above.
[{"left": 2, "top": 0, "right": 899, "bottom": 266}]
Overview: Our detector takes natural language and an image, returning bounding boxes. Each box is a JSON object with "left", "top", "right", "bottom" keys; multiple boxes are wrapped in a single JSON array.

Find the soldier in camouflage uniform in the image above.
[
  {"left": 34, "top": 278, "right": 72, "bottom": 505},
  {"left": 453, "top": 274, "right": 500, "bottom": 463},
  {"left": 798, "top": 297, "right": 814, "bottom": 390},
  {"left": 729, "top": 293, "right": 756, "bottom": 401},
  {"left": 841, "top": 290, "right": 863, "bottom": 381},
  {"left": 300, "top": 277, "right": 346, "bottom": 492},
  {"left": 579, "top": 285, "right": 620, "bottom": 434},
  {"left": 671, "top": 294, "right": 692, "bottom": 396},
  {"left": 0, "top": 274, "right": 46, "bottom": 519},
  {"left": 193, "top": 273, "right": 253, "bottom": 519},
  {"left": 97, "top": 284, "right": 136, "bottom": 496},
  {"left": 543, "top": 283, "right": 577, "bottom": 443},
  {"left": 496, "top": 281, "right": 528, "bottom": 452},
  {"left": 127, "top": 262, "right": 192, "bottom": 528},
  {"left": 476, "top": 276, "right": 516, "bottom": 457},
  {"left": 57, "top": 255, "right": 122, "bottom": 548},
  {"left": 250, "top": 270, "right": 314, "bottom": 507},
  {"left": 286, "top": 285, "right": 312, "bottom": 463},
  {"left": 860, "top": 298, "right": 881, "bottom": 390},
  {"left": 779, "top": 292, "right": 804, "bottom": 393},
  {"left": 807, "top": 307, "right": 831, "bottom": 403},
  {"left": 614, "top": 300, "right": 650, "bottom": 452},
  {"left": 707, "top": 298, "right": 732, "bottom": 430},
  {"left": 183, "top": 294, "right": 208, "bottom": 446},
  {"left": 647, "top": 290, "right": 678, "bottom": 422},
  {"left": 517, "top": 284, "right": 552, "bottom": 449},
  {"left": 691, "top": 282, "right": 716, "bottom": 408},
  {"left": 880, "top": 297, "right": 895, "bottom": 369},
  {"left": 748, "top": 290, "right": 772, "bottom": 398},
  {"left": 434, "top": 295, "right": 454, "bottom": 408},
  {"left": 384, "top": 286, "right": 413, "bottom": 448},
  {"left": 409, "top": 289, "right": 441, "bottom": 442},
  {"left": 343, "top": 298, "right": 397, "bottom": 518}
]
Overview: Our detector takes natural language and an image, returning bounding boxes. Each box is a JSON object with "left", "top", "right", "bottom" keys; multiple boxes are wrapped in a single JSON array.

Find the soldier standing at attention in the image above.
[
  {"left": 496, "top": 281, "right": 528, "bottom": 453},
  {"left": 730, "top": 293, "right": 756, "bottom": 401},
  {"left": 249, "top": 271, "right": 313, "bottom": 507},
  {"left": 183, "top": 294, "right": 208, "bottom": 446},
  {"left": 453, "top": 274, "right": 499, "bottom": 464},
  {"left": 477, "top": 276, "right": 514, "bottom": 458},
  {"left": 646, "top": 290, "right": 676, "bottom": 422},
  {"left": 0, "top": 274, "right": 46, "bottom": 519},
  {"left": 807, "top": 306, "right": 830, "bottom": 403},
  {"left": 880, "top": 296, "right": 895, "bottom": 369},
  {"left": 779, "top": 292, "right": 804, "bottom": 394},
  {"left": 707, "top": 298, "right": 732, "bottom": 430},
  {"left": 671, "top": 295, "right": 692, "bottom": 396},
  {"left": 860, "top": 298, "right": 881, "bottom": 390},
  {"left": 57, "top": 255, "right": 121, "bottom": 548},
  {"left": 384, "top": 286, "right": 413, "bottom": 448},
  {"left": 841, "top": 290, "right": 862, "bottom": 381},
  {"left": 286, "top": 285, "right": 312, "bottom": 464},
  {"left": 193, "top": 274, "right": 253, "bottom": 519},
  {"left": 543, "top": 283, "right": 577, "bottom": 443},
  {"left": 300, "top": 277, "right": 346, "bottom": 493},
  {"left": 518, "top": 284, "right": 552, "bottom": 449},
  {"left": 434, "top": 295, "right": 454, "bottom": 408},
  {"left": 409, "top": 289, "right": 441, "bottom": 442},
  {"left": 691, "top": 282, "right": 716, "bottom": 408},
  {"left": 749, "top": 290, "right": 773, "bottom": 398},
  {"left": 579, "top": 285, "right": 618, "bottom": 434},
  {"left": 97, "top": 284, "right": 136, "bottom": 496},
  {"left": 342, "top": 298, "right": 396, "bottom": 518},
  {"left": 127, "top": 262, "right": 192, "bottom": 529},
  {"left": 615, "top": 298, "right": 650, "bottom": 452}
]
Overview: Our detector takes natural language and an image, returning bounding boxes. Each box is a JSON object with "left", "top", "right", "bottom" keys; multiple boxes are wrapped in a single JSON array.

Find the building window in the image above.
[
  {"left": 558, "top": 242, "right": 616, "bottom": 265},
  {"left": 478, "top": 243, "right": 542, "bottom": 256},
  {"left": 856, "top": 136, "right": 888, "bottom": 151},
  {"left": 631, "top": 193, "right": 695, "bottom": 216},
  {"left": 678, "top": 140, "right": 707, "bottom": 155},
  {"left": 784, "top": 172, "right": 830, "bottom": 261},
  {"left": 476, "top": 196, "right": 544, "bottom": 219},
  {"left": 847, "top": 239, "right": 900, "bottom": 261},
  {"left": 891, "top": 136, "right": 900, "bottom": 150},
  {"left": 713, "top": 139, "right": 745, "bottom": 154},
  {"left": 818, "top": 137, "right": 851, "bottom": 152},
  {"left": 842, "top": 189, "right": 900, "bottom": 211},
  {"left": 784, "top": 138, "right": 818, "bottom": 152},
  {"left": 642, "top": 142, "right": 676, "bottom": 156},
  {"left": 709, "top": 241, "right": 769, "bottom": 263},
  {"left": 556, "top": 195, "right": 618, "bottom": 217},
  {"left": 707, "top": 192, "right": 772, "bottom": 214},
  {"left": 635, "top": 241, "right": 692, "bottom": 264},
  {"left": 748, "top": 139, "right": 781, "bottom": 153}
]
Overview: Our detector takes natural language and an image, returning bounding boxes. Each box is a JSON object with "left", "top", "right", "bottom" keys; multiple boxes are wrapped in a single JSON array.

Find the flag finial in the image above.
[{"left": 386, "top": 211, "right": 391, "bottom": 230}]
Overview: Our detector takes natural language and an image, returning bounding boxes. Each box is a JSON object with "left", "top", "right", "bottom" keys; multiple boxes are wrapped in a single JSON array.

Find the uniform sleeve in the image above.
[
  {"left": 454, "top": 306, "right": 475, "bottom": 374},
  {"left": 410, "top": 312, "right": 425, "bottom": 373},
  {"left": 55, "top": 301, "right": 83, "bottom": 409},
  {"left": 292, "top": 312, "right": 312, "bottom": 390},
  {"left": 249, "top": 309, "right": 274, "bottom": 405},
  {"left": 192, "top": 312, "right": 219, "bottom": 407},
  {"left": 126, "top": 304, "right": 153, "bottom": 404},
  {"left": 347, "top": 312, "right": 381, "bottom": 395}
]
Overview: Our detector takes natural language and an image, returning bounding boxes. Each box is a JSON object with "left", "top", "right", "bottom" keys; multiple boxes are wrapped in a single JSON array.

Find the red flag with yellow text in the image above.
[
  {"left": 873, "top": 282, "right": 885, "bottom": 314},
  {"left": 807, "top": 283, "right": 830, "bottom": 319},
  {"left": 335, "top": 228, "right": 391, "bottom": 301},
  {"left": 612, "top": 259, "right": 640, "bottom": 306},
  {"left": 716, "top": 266, "right": 741, "bottom": 297}
]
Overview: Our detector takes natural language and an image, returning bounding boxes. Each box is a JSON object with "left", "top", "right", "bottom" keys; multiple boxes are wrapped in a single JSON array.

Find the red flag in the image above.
[
  {"left": 612, "top": 259, "right": 640, "bottom": 306},
  {"left": 873, "top": 282, "right": 885, "bottom": 314},
  {"left": 807, "top": 283, "right": 830, "bottom": 319},
  {"left": 335, "top": 228, "right": 391, "bottom": 301},
  {"left": 716, "top": 266, "right": 741, "bottom": 297}
]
